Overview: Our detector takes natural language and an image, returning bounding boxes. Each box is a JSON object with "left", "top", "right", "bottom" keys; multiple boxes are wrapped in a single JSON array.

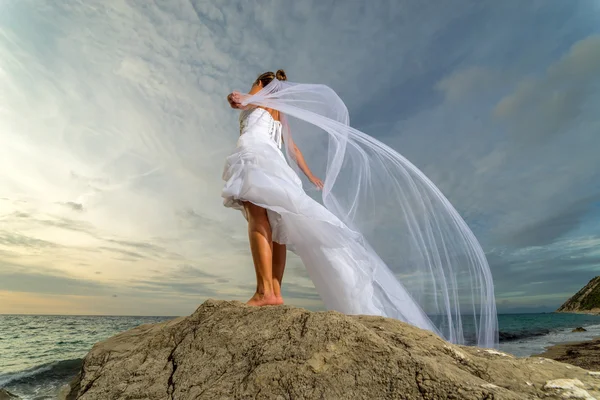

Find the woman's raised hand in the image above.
[{"left": 227, "top": 91, "right": 247, "bottom": 109}]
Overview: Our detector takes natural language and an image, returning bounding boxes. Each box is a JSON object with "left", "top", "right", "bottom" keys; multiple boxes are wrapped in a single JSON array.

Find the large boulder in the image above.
[{"left": 66, "top": 300, "right": 600, "bottom": 399}]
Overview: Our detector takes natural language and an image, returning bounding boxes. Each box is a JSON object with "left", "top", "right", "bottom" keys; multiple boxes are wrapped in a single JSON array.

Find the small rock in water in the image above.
[{"left": 572, "top": 327, "right": 587, "bottom": 332}]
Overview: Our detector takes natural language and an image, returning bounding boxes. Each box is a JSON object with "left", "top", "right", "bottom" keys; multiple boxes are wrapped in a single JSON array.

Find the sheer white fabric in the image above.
[{"left": 223, "top": 79, "right": 498, "bottom": 348}]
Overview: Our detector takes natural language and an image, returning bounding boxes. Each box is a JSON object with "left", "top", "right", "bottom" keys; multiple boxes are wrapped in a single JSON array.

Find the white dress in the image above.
[{"left": 221, "top": 107, "right": 437, "bottom": 334}]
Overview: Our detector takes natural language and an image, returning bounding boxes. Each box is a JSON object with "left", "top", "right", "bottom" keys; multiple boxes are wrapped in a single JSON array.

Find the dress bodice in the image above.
[{"left": 239, "top": 108, "right": 283, "bottom": 149}]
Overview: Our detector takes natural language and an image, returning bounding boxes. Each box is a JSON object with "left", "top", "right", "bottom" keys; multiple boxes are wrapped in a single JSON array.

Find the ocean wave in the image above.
[
  {"left": 0, "top": 358, "right": 82, "bottom": 388},
  {"left": 500, "top": 320, "right": 600, "bottom": 343}
]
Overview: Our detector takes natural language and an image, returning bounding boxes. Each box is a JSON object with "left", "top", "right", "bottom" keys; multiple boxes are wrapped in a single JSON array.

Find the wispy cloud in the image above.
[
  {"left": 0, "top": 263, "right": 113, "bottom": 296},
  {"left": 494, "top": 35, "right": 600, "bottom": 143}
]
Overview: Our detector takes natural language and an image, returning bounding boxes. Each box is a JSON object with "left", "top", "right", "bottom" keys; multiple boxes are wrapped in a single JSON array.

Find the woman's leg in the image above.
[
  {"left": 272, "top": 242, "right": 287, "bottom": 303},
  {"left": 243, "top": 202, "right": 281, "bottom": 306}
]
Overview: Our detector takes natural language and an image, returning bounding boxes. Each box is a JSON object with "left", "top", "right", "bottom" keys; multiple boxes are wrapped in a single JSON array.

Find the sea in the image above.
[{"left": 2, "top": 313, "right": 600, "bottom": 399}]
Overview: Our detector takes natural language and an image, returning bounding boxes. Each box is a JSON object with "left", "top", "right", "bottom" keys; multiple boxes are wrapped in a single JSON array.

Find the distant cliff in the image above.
[{"left": 557, "top": 276, "right": 600, "bottom": 313}]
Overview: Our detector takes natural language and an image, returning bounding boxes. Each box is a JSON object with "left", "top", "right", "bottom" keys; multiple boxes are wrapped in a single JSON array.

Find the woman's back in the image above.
[{"left": 238, "top": 108, "right": 283, "bottom": 149}]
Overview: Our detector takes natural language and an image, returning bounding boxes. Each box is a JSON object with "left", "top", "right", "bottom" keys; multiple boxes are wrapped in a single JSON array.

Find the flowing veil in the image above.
[{"left": 239, "top": 79, "right": 498, "bottom": 348}]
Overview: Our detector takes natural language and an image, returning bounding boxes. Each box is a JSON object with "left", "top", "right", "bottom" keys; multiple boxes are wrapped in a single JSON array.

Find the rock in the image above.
[
  {"left": 537, "top": 338, "right": 600, "bottom": 371},
  {"left": 543, "top": 379, "right": 596, "bottom": 400},
  {"left": 66, "top": 300, "right": 600, "bottom": 400},
  {"left": 557, "top": 277, "right": 600, "bottom": 314},
  {"left": 0, "top": 389, "right": 19, "bottom": 400},
  {"left": 573, "top": 327, "right": 587, "bottom": 332}
]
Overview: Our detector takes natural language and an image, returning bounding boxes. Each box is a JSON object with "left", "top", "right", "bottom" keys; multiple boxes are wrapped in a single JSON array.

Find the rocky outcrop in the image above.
[
  {"left": 537, "top": 338, "right": 600, "bottom": 372},
  {"left": 0, "top": 389, "right": 19, "bottom": 400},
  {"left": 66, "top": 300, "right": 600, "bottom": 400},
  {"left": 573, "top": 327, "right": 587, "bottom": 333},
  {"left": 557, "top": 276, "right": 600, "bottom": 313}
]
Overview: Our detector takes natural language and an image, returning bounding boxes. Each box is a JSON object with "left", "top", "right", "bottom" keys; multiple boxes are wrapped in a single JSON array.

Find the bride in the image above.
[{"left": 222, "top": 70, "right": 498, "bottom": 348}]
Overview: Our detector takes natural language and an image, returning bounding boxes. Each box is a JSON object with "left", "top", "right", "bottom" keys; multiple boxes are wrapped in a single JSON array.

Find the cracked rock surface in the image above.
[
  {"left": 0, "top": 389, "right": 19, "bottom": 400},
  {"left": 66, "top": 300, "right": 600, "bottom": 399}
]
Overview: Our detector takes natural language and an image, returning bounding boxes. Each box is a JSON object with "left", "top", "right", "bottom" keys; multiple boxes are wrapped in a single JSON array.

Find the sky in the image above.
[{"left": 0, "top": 0, "right": 599, "bottom": 315}]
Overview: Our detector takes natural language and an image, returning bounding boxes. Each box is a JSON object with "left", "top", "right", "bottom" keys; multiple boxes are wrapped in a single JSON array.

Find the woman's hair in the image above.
[{"left": 255, "top": 69, "right": 287, "bottom": 87}]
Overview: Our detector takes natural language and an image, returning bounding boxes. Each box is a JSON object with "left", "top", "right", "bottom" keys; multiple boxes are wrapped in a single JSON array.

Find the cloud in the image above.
[
  {"left": 376, "top": 30, "right": 600, "bottom": 312},
  {"left": 98, "top": 247, "right": 147, "bottom": 261},
  {"left": 487, "top": 236, "right": 600, "bottom": 307},
  {"left": 399, "top": 34, "right": 600, "bottom": 248},
  {"left": 61, "top": 202, "right": 84, "bottom": 212},
  {"left": 436, "top": 67, "right": 502, "bottom": 103},
  {"left": 0, "top": 231, "right": 59, "bottom": 249},
  {"left": 0, "top": 263, "right": 113, "bottom": 296},
  {"left": 499, "top": 194, "right": 600, "bottom": 248},
  {"left": 494, "top": 35, "right": 600, "bottom": 142}
]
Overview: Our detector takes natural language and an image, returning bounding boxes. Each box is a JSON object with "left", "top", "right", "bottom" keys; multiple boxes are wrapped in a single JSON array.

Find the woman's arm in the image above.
[{"left": 292, "top": 142, "right": 324, "bottom": 189}]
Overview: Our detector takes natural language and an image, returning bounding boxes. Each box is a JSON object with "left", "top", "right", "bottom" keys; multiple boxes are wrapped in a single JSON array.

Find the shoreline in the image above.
[
  {"left": 554, "top": 310, "right": 600, "bottom": 316},
  {"left": 534, "top": 336, "right": 600, "bottom": 371}
]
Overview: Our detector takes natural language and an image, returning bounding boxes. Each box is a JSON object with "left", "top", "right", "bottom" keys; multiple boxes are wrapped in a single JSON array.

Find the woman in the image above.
[
  {"left": 223, "top": 70, "right": 322, "bottom": 307},
  {"left": 222, "top": 70, "right": 498, "bottom": 348}
]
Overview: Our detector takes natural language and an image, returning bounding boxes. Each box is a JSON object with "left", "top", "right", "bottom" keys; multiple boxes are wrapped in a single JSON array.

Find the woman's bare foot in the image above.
[{"left": 246, "top": 292, "right": 283, "bottom": 306}]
